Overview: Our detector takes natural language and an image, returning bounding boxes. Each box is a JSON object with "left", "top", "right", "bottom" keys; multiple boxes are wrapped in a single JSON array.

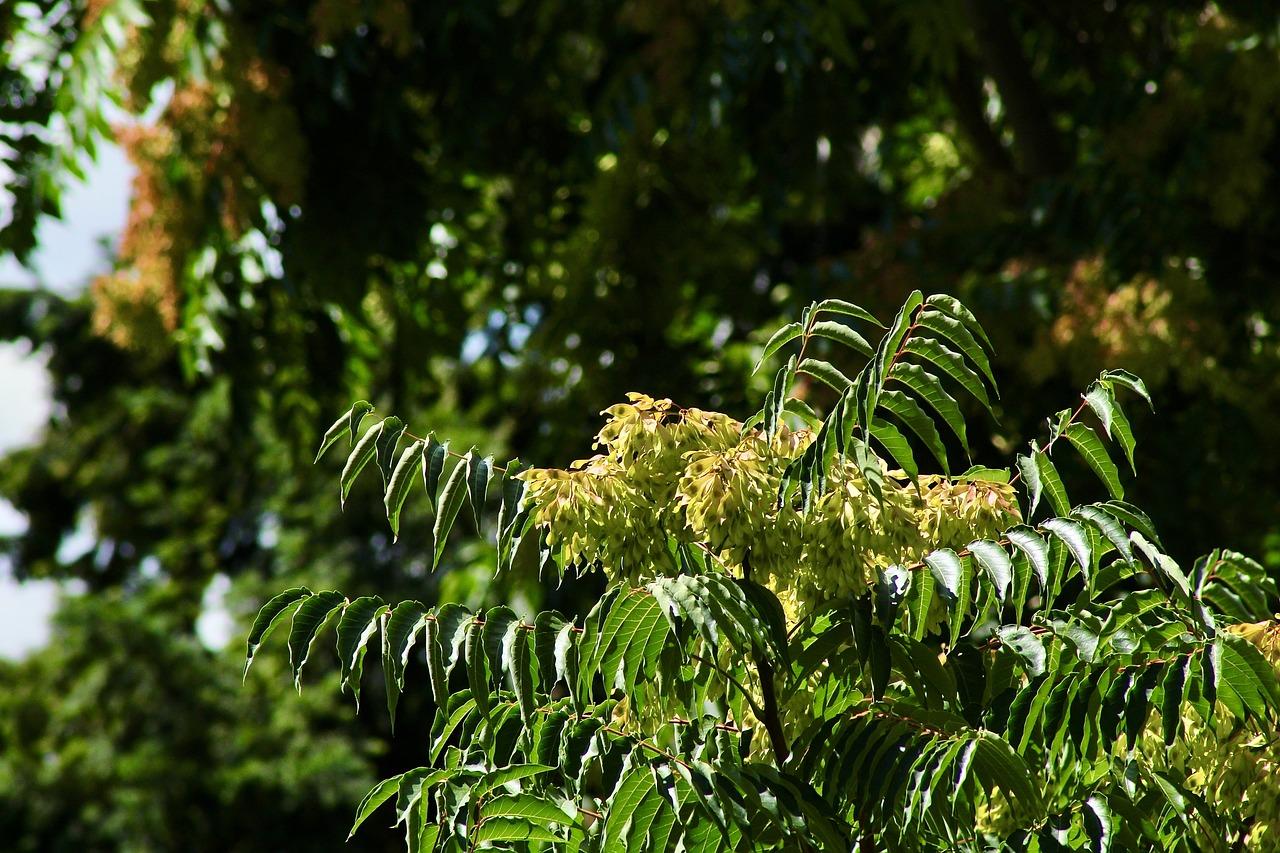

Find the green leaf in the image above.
[
  {"left": 473, "top": 818, "right": 563, "bottom": 844},
  {"left": 382, "top": 600, "right": 429, "bottom": 727},
  {"left": 481, "top": 605, "right": 519, "bottom": 679},
  {"left": 424, "top": 616, "right": 447, "bottom": 713},
  {"left": 1006, "top": 526, "right": 1050, "bottom": 591},
  {"left": 466, "top": 619, "right": 490, "bottom": 720},
  {"left": 396, "top": 768, "right": 454, "bottom": 824},
  {"left": 907, "top": 565, "right": 934, "bottom": 641},
  {"left": 814, "top": 298, "right": 884, "bottom": 327},
  {"left": 1073, "top": 505, "right": 1135, "bottom": 564},
  {"left": 889, "top": 361, "right": 969, "bottom": 456},
  {"left": 879, "top": 389, "right": 949, "bottom": 473},
  {"left": 924, "top": 293, "right": 995, "bottom": 352},
  {"left": 763, "top": 356, "right": 797, "bottom": 438},
  {"left": 244, "top": 587, "right": 311, "bottom": 678},
  {"left": 863, "top": 291, "right": 923, "bottom": 428},
  {"left": 431, "top": 695, "right": 477, "bottom": 763},
  {"left": 1100, "top": 501, "right": 1163, "bottom": 549},
  {"left": 1083, "top": 795, "right": 1113, "bottom": 853},
  {"left": 497, "top": 458, "right": 526, "bottom": 539},
  {"left": 335, "top": 596, "right": 385, "bottom": 705},
  {"left": 1161, "top": 657, "right": 1188, "bottom": 746},
  {"left": 1108, "top": 400, "right": 1138, "bottom": 473},
  {"left": 287, "top": 590, "right": 345, "bottom": 690},
  {"left": 1102, "top": 369, "right": 1153, "bottom": 409},
  {"left": 972, "top": 734, "right": 1040, "bottom": 814},
  {"left": 479, "top": 793, "right": 575, "bottom": 825},
  {"left": 754, "top": 321, "right": 804, "bottom": 373},
  {"left": 510, "top": 623, "right": 536, "bottom": 728},
  {"left": 969, "top": 539, "right": 1013, "bottom": 602},
  {"left": 1033, "top": 450, "right": 1071, "bottom": 518},
  {"left": 385, "top": 439, "right": 425, "bottom": 540},
  {"left": 1125, "top": 665, "right": 1161, "bottom": 749},
  {"left": 903, "top": 335, "right": 992, "bottom": 412},
  {"left": 797, "top": 357, "right": 852, "bottom": 392},
  {"left": 374, "top": 416, "right": 406, "bottom": 487},
  {"left": 1201, "top": 641, "right": 1221, "bottom": 720},
  {"left": 996, "top": 626, "right": 1046, "bottom": 676},
  {"left": 869, "top": 419, "right": 918, "bottom": 480},
  {"left": 1043, "top": 518, "right": 1093, "bottom": 580},
  {"left": 422, "top": 434, "right": 449, "bottom": 513},
  {"left": 1083, "top": 383, "right": 1115, "bottom": 438},
  {"left": 1064, "top": 423, "right": 1123, "bottom": 499},
  {"left": 1220, "top": 632, "right": 1280, "bottom": 722},
  {"left": 433, "top": 460, "right": 469, "bottom": 569},
  {"left": 466, "top": 450, "right": 493, "bottom": 532},
  {"left": 341, "top": 422, "right": 382, "bottom": 506},
  {"left": 602, "top": 769, "right": 658, "bottom": 852},
  {"left": 348, "top": 773, "right": 403, "bottom": 839},
  {"left": 316, "top": 400, "right": 374, "bottom": 463},
  {"left": 474, "top": 764, "right": 555, "bottom": 799},
  {"left": 924, "top": 549, "right": 963, "bottom": 604},
  {"left": 917, "top": 306, "right": 996, "bottom": 388},
  {"left": 782, "top": 396, "right": 822, "bottom": 428},
  {"left": 810, "top": 319, "right": 873, "bottom": 357}
]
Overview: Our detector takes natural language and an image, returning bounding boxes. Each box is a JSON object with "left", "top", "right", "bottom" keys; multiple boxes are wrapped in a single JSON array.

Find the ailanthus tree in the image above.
[{"left": 248, "top": 293, "right": 1280, "bottom": 851}]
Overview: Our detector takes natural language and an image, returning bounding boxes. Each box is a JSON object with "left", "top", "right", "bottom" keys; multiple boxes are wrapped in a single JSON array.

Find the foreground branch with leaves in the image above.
[{"left": 247, "top": 292, "right": 1280, "bottom": 851}]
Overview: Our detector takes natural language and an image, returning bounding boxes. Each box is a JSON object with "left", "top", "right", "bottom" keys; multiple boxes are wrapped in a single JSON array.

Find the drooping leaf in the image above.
[
  {"left": 288, "top": 590, "right": 345, "bottom": 690},
  {"left": 316, "top": 400, "right": 374, "bottom": 463},
  {"left": 385, "top": 439, "right": 425, "bottom": 539},
  {"left": 1043, "top": 518, "right": 1093, "bottom": 581},
  {"left": 1006, "top": 526, "right": 1050, "bottom": 591},
  {"left": 997, "top": 626, "right": 1046, "bottom": 677},
  {"left": 1073, "top": 505, "right": 1135, "bottom": 564},
  {"left": 1030, "top": 450, "right": 1070, "bottom": 518},
  {"left": 422, "top": 434, "right": 449, "bottom": 513},
  {"left": 1083, "top": 795, "right": 1113, "bottom": 853},
  {"left": 969, "top": 539, "right": 1013, "bottom": 603},
  {"left": 923, "top": 293, "right": 995, "bottom": 354},
  {"left": 1101, "top": 369, "right": 1153, "bottom": 409},
  {"left": 869, "top": 419, "right": 918, "bottom": 480},
  {"left": 244, "top": 587, "right": 311, "bottom": 678},
  {"left": 924, "top": 549, "right": 963, "bottom": 604},
  {"left": 1161, "top": 657, "right": 1189, "bottom": 746},
  {"left": 341, "top": 422, "right": 383, "bottom": 506},
  {"left": 374, "top": 416, "right": 407, "bottom": 487},
  {"left": 879, "top": 389, "right": 949, "bottom": 473},
  {"left": 348, "top": 773, "right": 403, "bottom": 840},
  {"left": 382, "top": 600, "right": 429, "bottom": 727},
  {"left": 889, "top": 361, "right": 969, "bottom": 457},
  {"left": 336, "top": 595, "right": 385, "bottom": 705},
  {"left": 466, "top": 450, "right": 493, "bottom": 532},
  {"left": 903, "top": 335, "right": 992, "bottom": 412},
  {"left": 433, "top": 459, "right": 469, "bottom": 569}
]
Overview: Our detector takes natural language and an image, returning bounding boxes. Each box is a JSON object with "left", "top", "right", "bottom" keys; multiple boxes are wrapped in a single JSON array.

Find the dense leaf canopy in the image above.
[
  {"left": 3, "top": 1, "right": 1280, "bottom": 849},
  {"left": 252, "top": 293, "right": 1280, "bottom": 850}
]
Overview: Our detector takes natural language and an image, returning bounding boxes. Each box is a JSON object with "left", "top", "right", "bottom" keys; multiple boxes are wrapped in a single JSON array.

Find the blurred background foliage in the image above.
[{"left": 2, "top": 0, "right": 1280, "bottom": 849}]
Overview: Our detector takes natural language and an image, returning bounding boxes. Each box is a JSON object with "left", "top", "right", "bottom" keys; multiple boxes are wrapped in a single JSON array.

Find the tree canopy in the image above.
[{"left": 3, "top": 1, "right": 1280, "bottom": 849}]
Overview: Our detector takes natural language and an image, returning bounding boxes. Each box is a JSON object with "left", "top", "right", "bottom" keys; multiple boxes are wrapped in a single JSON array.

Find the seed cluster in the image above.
[{"left": 520, "top": 393, "right": 1019, "bottom": 622}]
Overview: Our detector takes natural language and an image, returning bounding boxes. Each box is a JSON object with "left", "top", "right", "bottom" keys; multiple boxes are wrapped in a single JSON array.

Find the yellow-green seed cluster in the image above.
[{"left": 520, "top": 393, "right": 1019, "bottom": 623}]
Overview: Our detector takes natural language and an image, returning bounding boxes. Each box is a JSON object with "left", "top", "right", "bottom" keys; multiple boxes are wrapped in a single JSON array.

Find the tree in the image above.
[
  {"left": 7, "top": 4, "right": 1280, "bottom": 849},
  {"left": 249, "top": 293, "right": 1280, "bottom": 851}
]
